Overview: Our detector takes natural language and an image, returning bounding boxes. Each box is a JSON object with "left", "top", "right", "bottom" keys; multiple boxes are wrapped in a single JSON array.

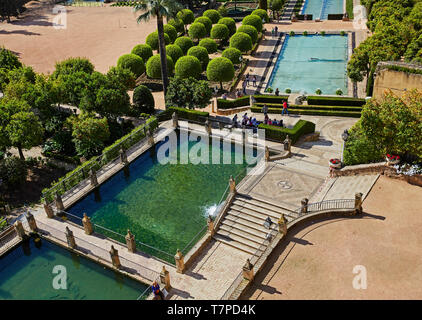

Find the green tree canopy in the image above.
[
  {"left": 206, "top": 57, "right": 235, "bottom": 90},
  {"left": 165, "top": 76, "right": 212, "bottom": 109}
]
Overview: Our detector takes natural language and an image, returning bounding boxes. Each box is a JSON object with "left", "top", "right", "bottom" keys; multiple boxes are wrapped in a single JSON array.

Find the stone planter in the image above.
[
  {"left": 329, "top": 159, "right": 342, "bottom": 169},
  {"left": 385, "top": 156, "right": 400, "bottom": 166}
]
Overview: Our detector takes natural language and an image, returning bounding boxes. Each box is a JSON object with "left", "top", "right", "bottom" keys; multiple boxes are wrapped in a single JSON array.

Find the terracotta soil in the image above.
[{"left": 242, "top": 175, "right": 422, "bottom": 300}]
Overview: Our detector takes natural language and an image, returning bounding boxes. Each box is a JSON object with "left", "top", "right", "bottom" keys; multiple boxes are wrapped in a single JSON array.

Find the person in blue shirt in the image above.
[{"left": 152, "top": 281, "right": 164, "bottom": 300}]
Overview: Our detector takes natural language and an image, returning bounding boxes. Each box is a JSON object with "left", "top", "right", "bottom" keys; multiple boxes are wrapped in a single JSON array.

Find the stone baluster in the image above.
[
  {"left": 301, "top": 198, "right": 309, "bottom": 214},
  {"left": 43, "top": 200, "right": 55, "bottom": 218},
  {"left": 82, "top": 213, "right": 93, "bottom": 235},
  {"left": 207, "top": 215, "right": 215, "bottom": 236},
  {"left": 120, "top": 148, "right": 128, "bottom": 166},
  {"left": 55, "top": 192, "right": 64, "bottom": 211},
  {"left": 278, "top": 214, "right": 288, "bottom": 236},
  {"left": 174, "top": 249, "right": 185, "bottom": 274},
  {"left": 265, "top": 146, "right": 270, "bottom": 162},
  {"left": 26, "top": 211, "right": 38, "bottom": 232},
  {"left": 172, "top": 112, "right": 178, "bottom": 128},
  {"left": 89, "top": 168, "right": 98, "bottom": 187},
  {"left": 229, "top": 175, "right": 236, "bottom": 194},
  {"left": 242, "top": 258, "right": 254, "bottom": 281},
  {"left": 65, "top": 226, "right": 76, "bottom": 249},
  {"left": 283, "top": 134, "right": 292, "bottom": 154},
  {"left": 125, "top": 229, "right": 136, "bottom": 253},
  {"left": 14, "top": 221, "right": 26, "bottom": 239},
  {"left": 109, "top": 245, "right": 121, "bottom": 269},
  {"left": 355, "top": 192, "right": 363, "bottom": 215},
  {"left": 160, "top": 266, "right": 171, "bottom": 291}
]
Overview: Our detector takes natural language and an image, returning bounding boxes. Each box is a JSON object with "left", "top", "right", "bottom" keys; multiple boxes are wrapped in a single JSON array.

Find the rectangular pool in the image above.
[
  {"left": 302, "top": 0, "right": 344, "bottom": 20},
  {"left": 68, "top": 130, "right": 258, "bottom": 262},
  {"left": 267, "top": 34, "right": 348, "bottom": 95},
  {"left": 0, "top": 238, "right": 148, "bottom": 300}
]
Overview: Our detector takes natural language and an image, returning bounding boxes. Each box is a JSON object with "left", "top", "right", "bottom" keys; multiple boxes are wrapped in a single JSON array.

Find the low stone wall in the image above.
[{"left": 216, "top": 106, "right": 250, "bottom": 116}]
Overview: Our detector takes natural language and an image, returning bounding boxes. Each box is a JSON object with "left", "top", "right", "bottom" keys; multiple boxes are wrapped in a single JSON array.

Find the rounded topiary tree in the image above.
[
  {"left": 146, "top": 31, "right": 170, "bottom": 51},
  {"left": 237, "top": 25, "right": 258, "bottom": 43},
  {"left": 168, "top": 18, "right": 185, "bottom": 34},
  {"left": 187, "top": 46, "right": 209, "bottom": 70},
  {"left": 146, "top": 54, "right": 174, "bottom": 79},
  {"left": 222, "top": 47, "right": 242, "bottom": 65},
  {"left": 210, "top": 23, "right": 230, "bottom": 42},
  {"left": 199, "top": 38, "right": 218, "bottom": 54},
  {"left": 117, "top": 54, "right": 145, "bottom": 78},
  {"left": 206, "top": 57, "right": 235, "bottom": 90},
  {"left": 229, "top": 32, "right": 253, "bottom": 53},
  {"left": 203, "top": 9, "right": 222, "bottom": 24},
  {"left": 175, "top": 56, "right": 202, "bottom": 79},
  {"left": 174, "top": 36, "right": 194, "bottom": 54},
  {"left": 242, "top": 14, "right": 263, "bottom": 33},
  {"left": 252, "top": 9, "right": 269, "bottom": 22},
  {"left": 133, "top": 85, "right": 155, "bottom": 114},
  {"left": 177, "top": 9, "right": 195, "bottom": 31},
  {"left": 131, "top": 44, "right": 153, "bottom": 62},
  {"left": 194, "top": 16, "right": 213, "bottom": 35},
  {"left": 188, "top": 22, "right": 207, "bottom": 42},
  {"left": 218, "top": 5, "right": 228, "bottom": 18},
  {"left": 165, "top": 44, "right": 183, "bottom": 63},
  {"left": 218, "top": 17, "right": 236, "bottom": 36},
  {"left": 163, "top": 24, "right": 178, "bottom": 43}
]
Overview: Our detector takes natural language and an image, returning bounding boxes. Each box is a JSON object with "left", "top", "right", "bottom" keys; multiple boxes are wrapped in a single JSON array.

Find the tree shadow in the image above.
[
  {"left": 167, "top": 287, "right": 195, "bottom": 299},
  {"left": 0, "top": 30, "right": 40, "bottom": 36}
]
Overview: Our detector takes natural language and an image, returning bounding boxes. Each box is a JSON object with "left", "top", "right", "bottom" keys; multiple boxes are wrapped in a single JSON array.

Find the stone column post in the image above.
[
  {"left": 211, "top": 100, "right": 215, "bottom": 113},
  {"left": 283, "top": 134, "right": 292, "bottom": 154},
  {"left": 278, "top": 214, "right": 287, "bottom": 236},
  {"left": 242, "top": 258, "right": 254, "bottom": 281},
  {"left": 120, "top": 148, "right": 128, "bottom": 166},
  {"left": 172, "top": 112, "right": 178, "bottom": 128},
  {"left": 148, "top": 130, "right": 155, "bottom": 146},
  {"left": 125, "top": 229, "right": 136, "bottom": 253},
  {"left": 160, "top": 266, "right": 171, "bottom": 291},
  {"left": 89, "top": 168, "right": 98, "bottom": 187},
  {"left": 207, "top": 215, "right": 215, "bottom": 237},
  {"left": 82, "top": 213, "right": 93, "bottom": 235},
  {"left": 229, "top": 175, "right": 236, "bottom": 194},
  {"left": 65, "top": 226, "right": 76, "bottom": 249},
  {"left": 301, "top": 198, "right": 308, "bottom": 214},
  {"left": 14, "top": 221, "right": 26, "bottom": 239},
  {"left": 109, "top": 245, "right": 121, "bottom": 269},
  {"left": 174, "top": 249, "right": 185, "bottom": 274},
  {"left": 355, "top": 192, "right": 363, "bottom": 215},
  {"left": 43, "top": 200, "right": 55, "bottom": 218},
  {"left": 265, "top": 146, "right": 270, "bottom": 162},
  {"left": 205, "top": 119, "right": 212, "bottom": 135},
  {"left": 26, "top": 212, "right": 38, "bottom": 232},
  {"left": 55, "top": 192, "right": 64, "bottom": 211}
]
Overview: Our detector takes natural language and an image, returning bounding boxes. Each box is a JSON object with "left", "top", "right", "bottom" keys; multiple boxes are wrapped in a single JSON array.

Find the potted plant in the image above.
[
  {"left": 285, "top": 88, "right": 291, "bottom": 93},
  {"left": 329, "top": 158, "right": 342, "bottom": 169},
  {"left": 315, "top": 88, "right": 322, "bottom": 95},
  {"left": 386, "top": 154, "right": 400, "bottom": 165}
]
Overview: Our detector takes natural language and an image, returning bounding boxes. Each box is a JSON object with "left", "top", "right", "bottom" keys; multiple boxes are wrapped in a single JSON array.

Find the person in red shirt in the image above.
[{"left": 282, "top": 100, "right": 289, "bottom": 116}]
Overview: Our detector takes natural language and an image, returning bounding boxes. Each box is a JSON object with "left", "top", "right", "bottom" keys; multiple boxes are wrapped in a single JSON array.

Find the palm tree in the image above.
[{"left": 134, "top": 0, "right": 182, "bottom": 100}]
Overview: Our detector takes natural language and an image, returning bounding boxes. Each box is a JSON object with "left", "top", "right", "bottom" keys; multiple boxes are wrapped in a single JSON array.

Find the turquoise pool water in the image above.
[
  {"left": 0, "top": 238, "right": 147, "bottom": 300},
  {"left": 302, "top": 0, "right": 344, "bottom": 20},
  {"left": 68, "top": 131, "right": 256, "bottom": 262},
  {"left": 267, "top": 34, "right": 348, "bottom": 95}
]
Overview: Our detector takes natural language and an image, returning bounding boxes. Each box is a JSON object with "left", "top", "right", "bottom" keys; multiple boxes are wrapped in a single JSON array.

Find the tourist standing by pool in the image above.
[{"left": 282, "top": 100, "right": 289, "bottom": 116}]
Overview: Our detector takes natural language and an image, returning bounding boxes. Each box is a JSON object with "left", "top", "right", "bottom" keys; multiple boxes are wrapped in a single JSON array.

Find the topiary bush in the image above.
[
  {"left": 218, "top": 5, "right": 228, "bottom": 17},
  {"left": 218, "top": 17, "right": 237, "bottom": 36},
  {"left": 203, "top": 9, "right": 222, "bottom": 24},
  {"left": 174, "top": 36, "right": 194, "bottom": 54},
  {"left": 289, "top": 31, "right": 295, "bottom": 36},
  {"left": 168, "top": 18, "right": 185, "bottom": 34},
  {"left": 177, "top": 9, "right": 195, "bottom": 27},
  {"left": 133, "top": 85, "right": 155, "bottom": 114},
  {"left": 0, "top": 156, "right": 27, "bottom": 188},
  {"left": 252, "top": 9, "right": 269, "bottom": 22},
  {"left": 210, "top": 23, "right": 230, "bottom": 41},
  {"left": 222, "top": 47, "right": 242, "bottom": 65},
  {"left": 117, "top": 54, "right": 145, "bottom": 77},
  {"left": 174, "top": 56, "right": 202, "bottom": 79},
  {"left": 199, "top": 38, "right": 218, "bottom": 54},
  {"left": 146, "top": 31, "right": 170, "bottom": 51},
  {"left": 303, "top": 31, "right": 308, "bottom": 36},
  {"left": 188, "top": 22, "right": 207, "bottom": 41},
  {"left": 187, "top": 46, "right": 209, "bottom": 70},
  {"left": 237, "top": 25, "right": 258, "bottom": 43},
  {"left": 165, "top": 44, "right": 184, "bottom": 63},
  {"left": 194, "top": 16, "right": 213, "bottom": 35},
  {"left": 131, "top": 44, "right": 153, "bottom": 63},
  {"left": 229, "top": 32, "right": 253, "bottom": 53},
  {"left": 146, "top": 54, "right": 174, "bottom": 79},
  {"left": 242, "top": 14, "right": 263, "bottom": 33},
  {"left": 206, "top": 57, "right": 235, "bottom": 89},
  {"left": 163, "top": 24, "right": 178, "bottom": 43}
]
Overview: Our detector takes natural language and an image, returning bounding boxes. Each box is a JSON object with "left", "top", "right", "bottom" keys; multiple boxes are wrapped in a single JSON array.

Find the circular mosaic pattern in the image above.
[{"left": 277, "top": 180, "right": 293, "bottom": 190}]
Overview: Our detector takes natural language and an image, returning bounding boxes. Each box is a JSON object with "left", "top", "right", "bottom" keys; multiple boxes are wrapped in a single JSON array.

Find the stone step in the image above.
[
  {"left": 225, "top": 210, "right": 278, "bottom": 234},
  {"left": 216, "top": 229, "right": 263, "bottom": 252},
  {"left": 213, "top": 234, "right": 263, "bottom": 255},
  {"left": 220, "top": 224, "right": 265, "bottom": 244},
  {"left": 231, "top": 203, "right": 280, "bottom": 222},
  {"left": 221, "top": 218, "right": 268, "bottom": 239},
  {"left": 235, "top": 195, "right": 298, "bottom": 218}
]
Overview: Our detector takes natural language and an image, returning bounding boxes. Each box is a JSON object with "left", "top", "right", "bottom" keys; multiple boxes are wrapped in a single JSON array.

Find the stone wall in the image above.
[{"left": 373, "top": 69, "right": 422, "bottom": 100}]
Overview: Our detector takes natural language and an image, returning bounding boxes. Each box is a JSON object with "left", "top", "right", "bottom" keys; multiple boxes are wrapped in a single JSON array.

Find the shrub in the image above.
[
  {"left": 188, "top": 22, "right": 207, "bottom": 41},
  {"left": 0, "top": 48, "right": 22, "bottom": 71},
  {"left": 285, "top": 88, "right": 291, "bottom": 93},
  {"left": 210, "top": 23, "right": 230, "bottom": 41},
  {"left": 336, "top": 88, "right": 343, "bottom": 95},
  {"left": 117, "top": 54, "right": 145, "bottom": 77},
  {"left": 217, "top": 95, "right": 250, "bottom": 109},
  {"left": 242, "top": 14, "right": 263, "bottom": 33},
  {"left": 206, "top": 57, "right": 235, "bottom": 89},
  {"left": 131, "top": 44, "right": 153, "bottom": 62},
  {"left": 168, "top": 18, "right": 185, "bottom": 34},
  {"left": 174, "top": 36, "right": 194, "bottom": 54},
  {"left": 0, "top": 156, "right": 27, "bottom": 188},
  {"left": 133, "top": 85, "right": 155, "bottom": 114},
  {"left": 340, "top": 30, "right": 346, "bottom": 36},
  {"left": 174, "top": 56, "right": 202, "bottom": 79},
  {"left": 289, "top": 31, "right": 295, "bottom": 36},
  {"left": 303, "top": 31, "right": 308, "bottom": 36},
  {"left": 194, "top": 16, "right": 213, "bottom": 34},
  {"left": 177, "top": 9, "right": 195, "bottom": 26},
  {"left": 163, "top": 24, "right": 178, "bottom": 43},
  {"left": 187, "top": 46, "right": 210, "bottom": 70},
  {"left": 253, "top": 94, "right": 290, "bottom": 103},
  {"left": 222, "top": 47, "right": 242, "bottom": 65},
  {"left": 320, "top": 31, "right": 326, "bottom": 36},
  {"left": 252, "top": 9, "right": 269, "bottom": 22},
  {"left": 306, "top": 96, "right": 366, "bottom": 106},
  {"left": 315, "top": 88, "right": 322, "bottom": 95},
  {"left": 146, "top": 54, "right": 174, "bottom": 79},
  {"left": 230, "top": 32, "right": 253, "bottom": 53},
  {"left": 218, "top": 5, "right": 228, "bottom": 17},
  {"left": 199, "top": 38, "right": 218, "bottom": 54},
  {"left": 258, "top": 120, "right": 316, "bottom": 144},
  {"left": 167, "top": 106, "right": 209, "bottom": 122},
  {"left": 237, "top": 25, "right": 258, "bottom": 43},
  {"left": 146, "top": 31, "right": 170, "bottom": 51},
  {"left": 218, "top": 17, "right": 237, "bottom": 36},
  {"left": 166, "top": 77, "right": 212, "bottom": 110},
  {"left": 165, "top": 44, "right": 184, "bottom": 63},
  {"left": 203, "top": 9, "right": 222, "bottom": 24}
]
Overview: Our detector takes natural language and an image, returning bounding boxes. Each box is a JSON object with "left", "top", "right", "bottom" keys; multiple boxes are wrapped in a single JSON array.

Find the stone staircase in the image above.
[
  {"left": 213, "top": 194, "right": 298, "bottom": 255},
  {"left": 280, "top": 0, "right": 298, "bottom": 22}
]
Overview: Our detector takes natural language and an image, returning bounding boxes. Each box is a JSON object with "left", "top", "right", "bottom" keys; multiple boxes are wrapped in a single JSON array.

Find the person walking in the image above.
[
  {"left": 275, "top": 88, "right": 280, "bottom": 96},
  {"left": 275, "top": 26, "right": 278, "bottom": 36},
  {"left": 242, "top": 80, "right": 247, "bottom": 95},
  {"left": 245, "top": 73, "right": 250, "bottom": 86},
  {"left": 282, "top": 100, "right": 289, "bottom": 116},
  {"left": 252, "top": 76, "right": 257, "bottom": 87},
  {"left": 152, "top": 281, "right": 164, "bottom": 300},
  {"left": 261, "top": 104, "right": 268, "bottom": 115}
]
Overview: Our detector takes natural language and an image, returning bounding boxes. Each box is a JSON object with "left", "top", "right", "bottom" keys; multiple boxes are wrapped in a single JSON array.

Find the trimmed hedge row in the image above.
[
  {"left": 258, "top": 119, "right": 315, "bottom": 144},
  {"left": 253, "top": 94, "right": 289, "bottom": 103},
  {"left": 217, "top": 95, "right": 250, "bottom": 109},
  {"left": 253, "top": 102, "right": 363, "bottom": 112},
  {"left": 306, "top": 96, "right": 366, "bottom": 106},
  {"left": 251, "top": 107, "right": 362, "bottom": 118},
  {"left": 157, "top": 107, "right": 209, "bottom": 123}
]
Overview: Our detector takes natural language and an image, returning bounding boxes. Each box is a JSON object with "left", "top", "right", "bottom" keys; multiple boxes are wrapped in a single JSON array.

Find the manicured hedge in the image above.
[
  {"left": 131, "top": 44, "right": 153, "bottom": 62},
  {"left": 221, "top": 47, "right": 242, "bottom": 65},
  {"left": 218, "top": 17, "right": 237, "bottom": 36},
  {"left": 117, "top": 54, "right": 145, "bottom": 77},
  {"left": 258, "top": 120, "right": 315, "bottom": 144},
  {"left": 168, "top": 18, "right": 185, "bottom": 34},
  {"left": 199, "top": 38, "right": 218, "bottom": 54},
  {"left": 160, "top": 106, "right": 210, "bottom": 123},
  {"left": 211, "top": 23, "right": 230, "bottom": 41},
  {"left": 203, "top": 9, "right": 222, "bottom": 24},
  {"left": 187, "top": 46, "right": 209, "bottom": 70},
  {"left": 306, "top": 96, "right": 366, "bottom": 106},
  {"left": 251, "top": 107, "right": 362, "bottom": 118},
  {"left": 177, "top": 9, "right": 195, "bottom": 25},
  {"left": 194, "top": 16, "right": 213, "bottom": 34},
  {"left": 253, "top": 94, "right": 289, "bottom": 103},
  {"left": 242, "top": 14, "right": 263, "bottom": 33},
  {"left": 217, "top": 95, "right": 250, "bottom": 109},
  {"left": 146, "top": 54, "right": 174, "bottom": 79},
  {"left": 146, "top": 31, "right": 170, "bottom": 51},
  {"left": 237, "top": 25, "right": 258, "bottom": 43},
  {"left": 174, "top": 56, "right": 202, "bottom": 79},
  {"left": 174, "top": 36, "right": 194, "bottom": 54},
  {"left": 165, "top": 44, "right": 184, "bottom": 63},
  {"left": 163, "top": 24, "right": 178, "bottom": 43},
  {"left": 252, "top": 102, "right": 363, "bottom": 112},
  {"left": 188, "top": 22, "right": 207, "bottom": 41},
  {"left": 251, "top": 9, "right": 269, "bottom": 22},
  {"left": 230, "top": 32, "right": 253, "bottom": 53}
]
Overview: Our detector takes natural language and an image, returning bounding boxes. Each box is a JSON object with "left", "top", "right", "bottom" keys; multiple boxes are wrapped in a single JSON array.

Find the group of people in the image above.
[
  {"left": 271, "top": 26, "right": 279, "bottom": 36},
  {"left": 232, "top": 113, "right": 260, "bottom": 128}
]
